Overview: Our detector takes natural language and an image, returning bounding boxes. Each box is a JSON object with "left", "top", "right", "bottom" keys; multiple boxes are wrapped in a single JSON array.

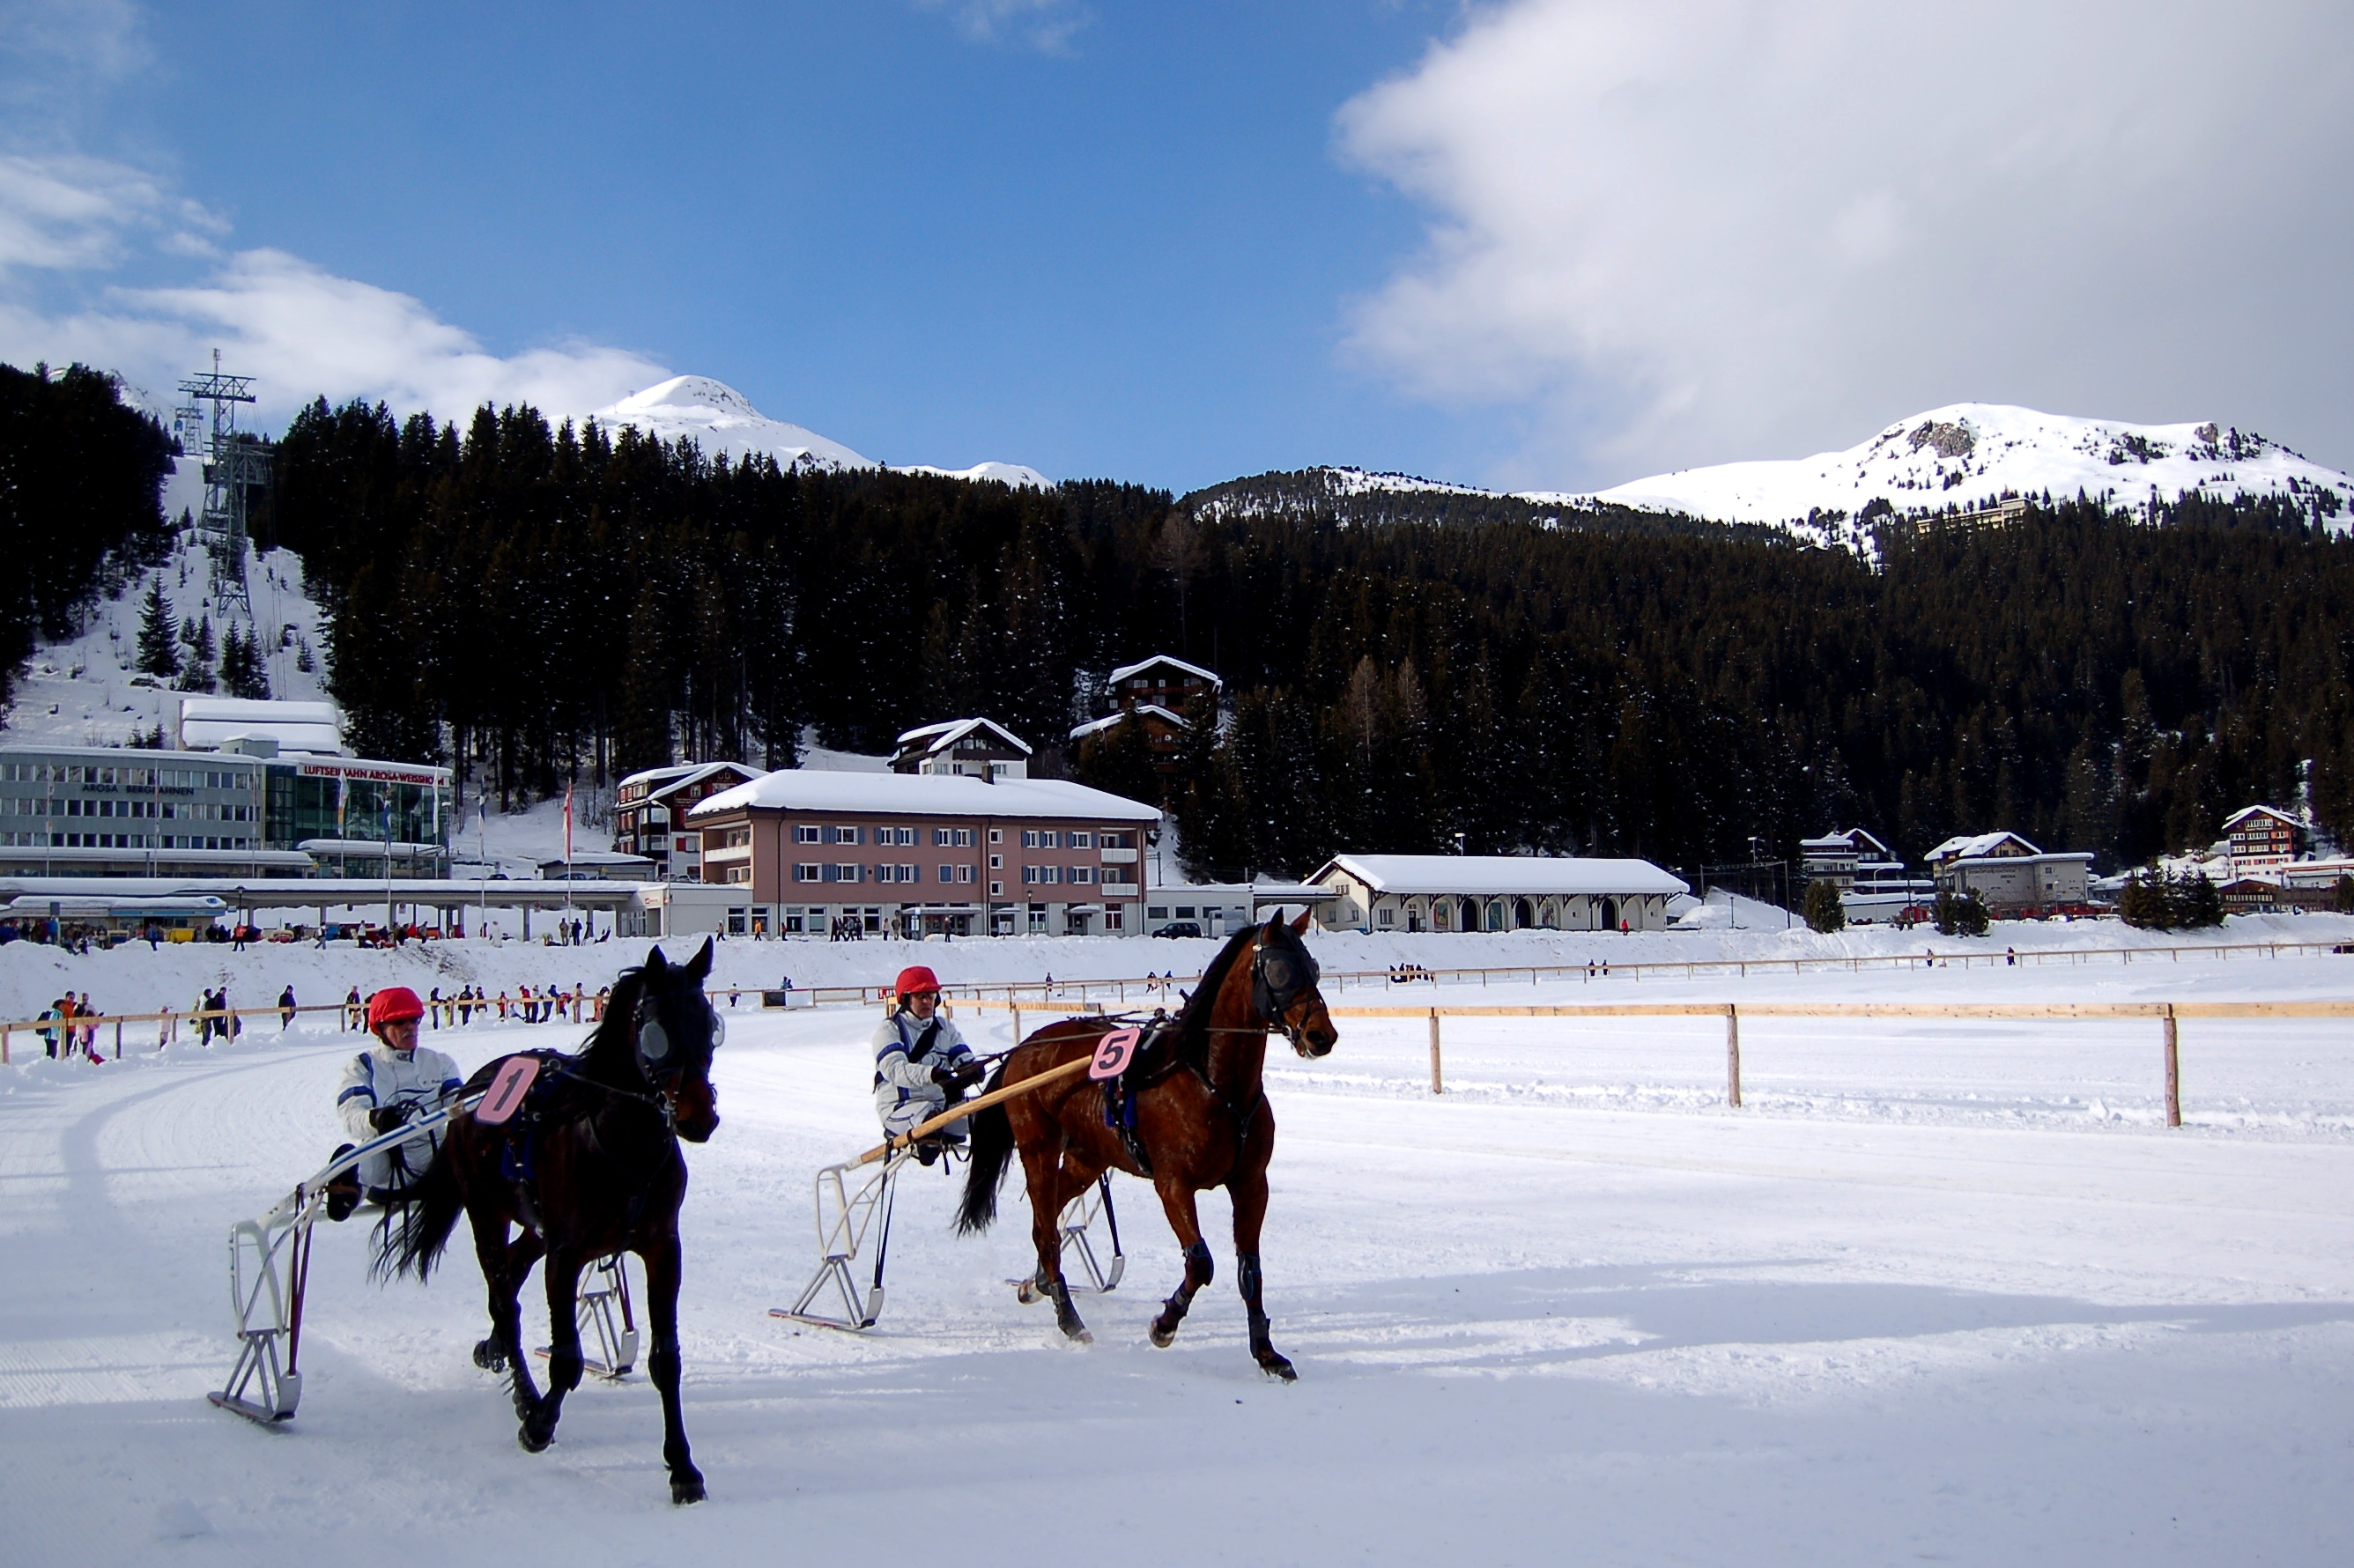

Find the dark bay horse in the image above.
[
  {"left": 957, "top": 911, "right": 1336, "bottom": 1378},
  {"left": 378, "top": 939, "right": 722, "bottom": 1504}
]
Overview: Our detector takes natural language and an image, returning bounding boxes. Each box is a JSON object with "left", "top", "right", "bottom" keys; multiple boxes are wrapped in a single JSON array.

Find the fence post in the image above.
[
  {"left": 114, "top": 1017, "right": 122, "bottom": 1061},
  {"left": 1428, "top": 1009, "right": 1443, "bottom": 1095},
  {"left": 2, "top": 1024, "right": 8, "bottom": 1065},
  {"left": 2163, "top": 1003, "right": 2181, "bottom": 1127},
  {"left": 1011, "top": 1005, "right": 1022, "bottom": 1047},
  {"left": 1725, "top": 1004, "right": 1743, "bottom": 1107}
]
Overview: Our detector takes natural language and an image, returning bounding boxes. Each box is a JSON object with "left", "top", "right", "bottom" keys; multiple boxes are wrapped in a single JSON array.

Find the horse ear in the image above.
[
  {"left": 646, "top": 945, "right": 671, "bottom": 976},
  {"left": 1290, "top": 908, "right": 1312, "bottom": 936},
  {"left": 685, "top": 936, "right": 714, "bottom": 982}
]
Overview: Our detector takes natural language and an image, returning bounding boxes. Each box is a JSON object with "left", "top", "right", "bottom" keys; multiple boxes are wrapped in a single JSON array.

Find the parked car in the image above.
[{"left": 1151, "top": 921, "right": 1203, "bottom": 939}]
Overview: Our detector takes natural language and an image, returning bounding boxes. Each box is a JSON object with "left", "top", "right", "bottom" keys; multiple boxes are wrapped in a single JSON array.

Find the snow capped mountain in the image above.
[
  {"left": 588, "top": 375, "right": 1047, "bottom": 488},
  {"left": 1551, "top": 403, "right": 2354, "bottom": 546},
  {"left": 590, "top": 375, "right": 874, "bottom": 470}
]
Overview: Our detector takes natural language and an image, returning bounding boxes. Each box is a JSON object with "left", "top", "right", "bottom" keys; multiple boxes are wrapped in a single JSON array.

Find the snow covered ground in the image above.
[{"left": 4, "top": 921, "right": 2353, "bottom": 1563}]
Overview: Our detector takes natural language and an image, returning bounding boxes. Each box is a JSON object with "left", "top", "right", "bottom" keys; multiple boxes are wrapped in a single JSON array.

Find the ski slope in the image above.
[{"left": 4, "top": 927, "right": 2353, "bottom": 1563}]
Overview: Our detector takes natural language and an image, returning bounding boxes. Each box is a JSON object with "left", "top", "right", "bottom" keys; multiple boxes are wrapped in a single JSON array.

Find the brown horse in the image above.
[
  {"left": 377, "top": 939, "right": 722, "bottom": 1505},
  {"left": 957, "top": 911, "right": 1336, "bottom": 1377}
]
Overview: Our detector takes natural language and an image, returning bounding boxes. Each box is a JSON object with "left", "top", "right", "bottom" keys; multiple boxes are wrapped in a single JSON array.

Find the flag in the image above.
[
  {"left": 563, "top": 784, "right": 574, "bottom": 868},
  {"left": 336, "top": 774, "right": 347, "bottom": 837}
]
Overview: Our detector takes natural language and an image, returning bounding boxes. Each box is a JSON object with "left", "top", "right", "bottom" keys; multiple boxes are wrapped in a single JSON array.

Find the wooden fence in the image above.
[{"left": 1322, "top": 999, "right": 2354, "bottom": 1125}]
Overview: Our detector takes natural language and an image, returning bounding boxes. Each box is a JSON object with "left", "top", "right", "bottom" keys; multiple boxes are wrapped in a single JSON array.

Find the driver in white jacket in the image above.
[
  {"left": 872, "top": 965, "right": 984, "bottom": 1162},
  {"left": 325, "top": 987, "right": 463, "bottom": 1220}
]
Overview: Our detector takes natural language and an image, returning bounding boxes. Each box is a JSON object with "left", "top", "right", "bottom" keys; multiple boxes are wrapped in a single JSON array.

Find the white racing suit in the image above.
[
  {"left": 337, "top": 1042, "right": 464, "bottom": 1200},
  {"left": 871, "top": 1010, "right": 975, "bottom": 1139}
]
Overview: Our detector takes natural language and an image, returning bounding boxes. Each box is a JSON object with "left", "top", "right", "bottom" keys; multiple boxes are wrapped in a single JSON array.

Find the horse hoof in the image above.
[
  {"left": 1149, "top": 1321, "right": 1176, "bottom": 1349},
  {"left": 518, "top": 1424, "right": 551, "bottom": 1453},
  {"left": 1060, "top": 1322, "right": 1094, "bottom": 1345},
  {"left": 671, "top": 1474, "right": 707, "bottom": 1505},
  {"left": 1015, "top": 1278, "right": 1041, "bottom": 1305},
  {"left": 473, "top": 1339, "right": 507, "bottom": 1372},
  {"left": 1257, "top": 1353, "right": 1298, "bottom": 1381}
]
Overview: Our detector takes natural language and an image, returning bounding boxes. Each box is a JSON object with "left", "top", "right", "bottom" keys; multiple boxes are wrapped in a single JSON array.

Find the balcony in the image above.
[
  {"left": 1099, "top": 847, "right": 1137, "bottom": 864},
  {"left": 1101, "top": 880, "right": 1141, "bottom": 898}
]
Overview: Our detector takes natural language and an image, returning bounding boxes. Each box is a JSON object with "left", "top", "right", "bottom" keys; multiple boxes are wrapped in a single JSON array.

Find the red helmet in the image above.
[
  {"left": 367, "top": 987, "right": 426, "bottom": 1032},
  {"left": 894, "top": 965, "right": 943, "bottom": 1000}
]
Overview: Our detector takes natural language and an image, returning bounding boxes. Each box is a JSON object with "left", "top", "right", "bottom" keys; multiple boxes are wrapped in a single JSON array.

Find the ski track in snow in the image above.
[{"left": 4, "top": 932, "right": 2354, "bottom": 1563}]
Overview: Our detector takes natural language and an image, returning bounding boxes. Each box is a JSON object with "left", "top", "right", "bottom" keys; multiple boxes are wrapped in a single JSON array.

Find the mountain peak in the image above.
[{"left": 588, "top": 374, "right": 1047, "bottom": 487}]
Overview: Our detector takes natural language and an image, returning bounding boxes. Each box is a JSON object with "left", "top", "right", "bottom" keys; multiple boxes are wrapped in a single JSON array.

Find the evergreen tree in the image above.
[
  {"left": 183, "top": 614, "right": 217, "bottom": 693},
  {"left": 2332, "top": 875, "right": 2354, "bottom": 914},
  {"left": 1951, "top": 891, "right": 1991, "bottom": 938},
  {"left": 136, "top": 580, "right": 180, "bottom": 679},
  {"left": 1802, "top": 876, "right": 1846, "bottom": 933},
  {"left": 2178, "top": 870, "right": 2224, "bottom": 928}
]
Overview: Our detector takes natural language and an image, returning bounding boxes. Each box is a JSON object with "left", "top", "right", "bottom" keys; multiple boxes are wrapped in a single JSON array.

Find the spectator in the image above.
[
  {"left": 158, "top": 1002, "right": 174, "bottom": 1049},
  {"left": 39, "top": 998, "right": 63, "bottom": 1059},
  {"left": 344, "top": 987, "right": 363, "bottom": 1031},
  {"left": 280, "top": 986, "right": 298, "bottom": 1030},
  {"left": 428, "top": 987, "right": 443, "bottom": 1028}
]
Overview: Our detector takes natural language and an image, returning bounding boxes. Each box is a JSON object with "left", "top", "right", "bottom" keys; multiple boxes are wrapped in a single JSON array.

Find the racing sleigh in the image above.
[{"left": 774, "top": 1027, "right": 1143, "bottom": 1330}]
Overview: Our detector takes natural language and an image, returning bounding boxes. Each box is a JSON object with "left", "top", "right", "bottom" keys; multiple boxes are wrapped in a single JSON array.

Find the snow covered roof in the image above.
[
  {"left": 1926, "top": 832, "right": 2040, "bottom": 863},
  {"left": 618, "top": 761, "right": 761, "bottom": 799},
  {"left": 1108, "top": 655, "right": 1222, "bottom": 690},
  {"left": 689, "top": 770, "right": 1160, "bottom": 823},
  {"left": 1069, "top": 704, "right": 1187, "bottom": 742},
  {"left": 892, "top": 718, "right": 1033, "bottom": 757},
  {"left": 2222, "top": 805, "right": 2301, "bottom": 832},
  {"left": 177, "top": 697, "right": 344, "bottom": 756},
  {"left": 1313, "top": 854, "right": 1689, "bottom": 898}
]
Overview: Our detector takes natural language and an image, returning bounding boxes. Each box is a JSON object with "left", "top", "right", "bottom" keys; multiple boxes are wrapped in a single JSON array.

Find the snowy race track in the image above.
[{"left": 4, "top": 957, "right": 2354, "bottom": 1565}]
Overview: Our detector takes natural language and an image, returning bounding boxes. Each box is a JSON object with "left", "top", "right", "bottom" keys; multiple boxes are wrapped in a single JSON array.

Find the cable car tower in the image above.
[{"left": 174, "top": 350, "right": 269, "bottom": 615}]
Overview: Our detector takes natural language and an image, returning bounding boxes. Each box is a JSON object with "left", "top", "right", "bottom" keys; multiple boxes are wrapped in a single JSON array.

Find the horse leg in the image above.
[
  {"left": 639, "top": 1233, "right": 705, "bottom": 1505},
  {"left": 1231, "top": 1165, "right": 1294, "bottom": 1379},
  {"left": 468, "top": 1207, "right": 545, "bottom": 1420},
  {"left": 1148, "top": 1183, "right": 1213, "bottom": 1349},
  {"left": 520, "top": 1247, "right": 584, "bottom": 1453},
  {"left": 1022, "top": 1145, "right": 1090, "bottom": 1343}
]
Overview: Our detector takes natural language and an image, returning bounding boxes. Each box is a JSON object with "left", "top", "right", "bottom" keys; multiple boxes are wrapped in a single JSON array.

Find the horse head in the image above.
[
  {"left": 631, "top": 936, "right": 723, "bottom": 1142},
  {"left": 1252, "top": 909, "right": 1336, "bottom": 1058}
]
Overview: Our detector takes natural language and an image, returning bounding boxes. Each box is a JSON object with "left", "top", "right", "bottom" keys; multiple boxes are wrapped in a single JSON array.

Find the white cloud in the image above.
[
  {"left": 0, "top": 153, "right": 668, "bottom": 424},
  {"left": 1337, "top": 0, "right": 2354, "bottom": 486},
  {"left": 919, "top": 0, "right": 1090, "bottom": 54}
]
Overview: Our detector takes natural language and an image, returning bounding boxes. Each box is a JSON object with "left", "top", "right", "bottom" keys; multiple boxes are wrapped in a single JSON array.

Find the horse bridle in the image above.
[
  {"left": 627, "top": 993, "right": 722, "bottom": 1131},
  {"left": 1249, "top": 935, "right": 1321, "bottom": 1049}
]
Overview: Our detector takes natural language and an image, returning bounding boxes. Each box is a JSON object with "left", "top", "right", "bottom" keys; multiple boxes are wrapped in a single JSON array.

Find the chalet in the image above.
[
  {"left": 1308, "top": 853, "right": 1689, "bottom": 934},
  {"left": 1923, "top": 831, "right": 2096, "bottom": 911},
  {"left": 889, "top": 719, "right": 1032, "bottom": 780},
  {"left": 613, "top": 762, "right": 766, "bottom": 883},
  {"left": 685, "top": 768, "right": 1157, "bottom": 937},
  {"left": 1070, "top": 703, "right": 1191, "bottom": 767},
  {"left": 2217, "top": 876, "right": 2284, "bottom": 914},
  {"left": 1106, "top": 655, "right": 1221, "bottom": 716},
  {"left": 2221, "top": 805, "right": 2306, "bottom": 872},
  {"left": 1799, "top": 827, "right": 1910, "bottom": 892}
]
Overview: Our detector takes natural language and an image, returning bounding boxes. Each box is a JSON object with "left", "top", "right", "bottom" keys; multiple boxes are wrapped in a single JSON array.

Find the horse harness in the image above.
[{"left": 487, "top": 1051, "right": 679, "bottom": 1238}]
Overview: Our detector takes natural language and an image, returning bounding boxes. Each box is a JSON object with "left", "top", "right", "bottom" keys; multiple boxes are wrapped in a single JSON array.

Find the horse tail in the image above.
[
  {"left": 372, "top": 1139, "right": 465, "bottom": 1283},
  {"left": 956, "top": 1070, "right": 1015, "bottom": 1236}
]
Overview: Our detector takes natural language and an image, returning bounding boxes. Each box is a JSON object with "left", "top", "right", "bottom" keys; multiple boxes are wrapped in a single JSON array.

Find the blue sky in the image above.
[{"left": 5, "top": 1, "right": 2350, "bottom": 492}]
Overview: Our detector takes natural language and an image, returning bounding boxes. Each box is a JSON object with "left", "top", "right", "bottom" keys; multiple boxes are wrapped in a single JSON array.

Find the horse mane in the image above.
[{"left": 1171, "top": 921, "right": 1261, "bottom": 1058}]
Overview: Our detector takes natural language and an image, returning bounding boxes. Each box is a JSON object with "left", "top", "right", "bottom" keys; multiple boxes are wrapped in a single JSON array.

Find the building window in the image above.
[
  {"left": 1377, "top": 905, "right": 1395, "bottom": 927},
  {"left": 795, "top": 863, "right": 821, "bottom": 882},
  {"left": 830, "top": 825, "right": 859, "bottom": 844},
  {"left": 989, "top": 881, "right": 1003, "bottom": 896},
  {"left": 988, "top": 828, "right": 1002, "bottom": 843},
  {"left": 890, "top": 826, "right": 915, "bottom": 846},
  {"left": 795, "top": 825, "right": 821, "bottom": 844},
  {"left": 1149, "top": 906, "right": 1169, "bottom": 920},
  {"left": 1102, "top": 831, "right": 1132, "bottom": 850},
  {"left": 831, "top": 863, "right": 861, "bottom": 883},
  {"left": 1069, "top": 831, "right": 1093, "bottom": 849},
  {"left": 958, "top": 865, "right": 975, "bottom": 884},
  {"left": 1070, "top": 865, "right": 1095, "bottom": 884},
  {"left": 940, "top": 863, "right": 956, "bottom": 883},
  {"left": 1105, "top": 907, "right": 1123, "bottom": 932}
]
